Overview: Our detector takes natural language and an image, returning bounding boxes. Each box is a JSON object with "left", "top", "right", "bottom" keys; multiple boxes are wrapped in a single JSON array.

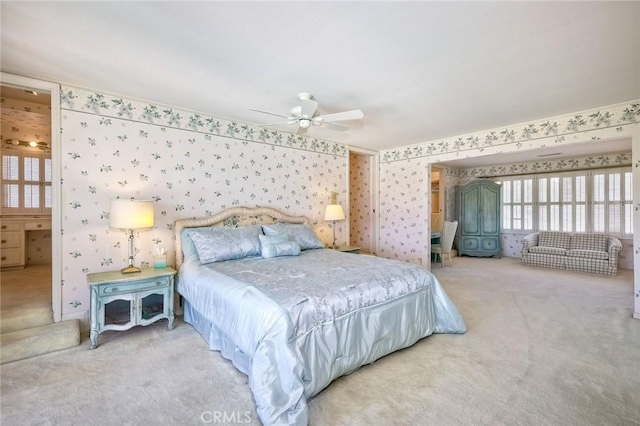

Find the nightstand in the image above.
[
  {"left": 86, "top": 267, "right": 176, "bottom": 349},
  {"left": 336, "top": 245, "right": 361, "bottom": 254}
]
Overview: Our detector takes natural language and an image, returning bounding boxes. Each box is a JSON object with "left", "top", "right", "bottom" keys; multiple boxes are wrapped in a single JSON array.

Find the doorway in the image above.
[
  {"left": 431, "top": 166, "right": 446, "bottom": 232},
  {"left": 0, "top": 73, "right": 61, "bottom": 323},
  {"left": 348, "top": 149, "right": 378, "bottom": 255}
]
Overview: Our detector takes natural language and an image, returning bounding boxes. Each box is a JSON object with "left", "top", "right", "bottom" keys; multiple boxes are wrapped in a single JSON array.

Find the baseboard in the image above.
[{"left": 62, "top": 310, "right": 90, "bottom": 332}]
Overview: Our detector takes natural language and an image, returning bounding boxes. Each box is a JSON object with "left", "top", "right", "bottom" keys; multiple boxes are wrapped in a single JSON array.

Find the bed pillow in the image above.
[
  {"left": 261, "top": 224, "right": 324, "bottom": 250},
  {"left": 188, "top": 225, "right": 262, "bottom": 264},
  {"left": 259, "top": 234, "right": 301, "bottom": 259}
]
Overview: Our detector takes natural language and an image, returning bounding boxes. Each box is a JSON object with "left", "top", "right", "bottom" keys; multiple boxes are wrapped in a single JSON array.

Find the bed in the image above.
[{"left": 174, "top": 206, "right": 466, "bottom": 425}]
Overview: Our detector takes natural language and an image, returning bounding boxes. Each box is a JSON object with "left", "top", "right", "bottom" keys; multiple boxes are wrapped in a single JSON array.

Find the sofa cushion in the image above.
[
  {"left": 566, "top": 249, "right": 609, "bottom": 261},
  {"left": 570, "top": 233, "right": 608, "bottom": 252},
  {"left": 538, "top": 232, "right": 571, "bottom": 250},
  {"left": 529, "top": 246, "right": 567, "bottom": 256}
]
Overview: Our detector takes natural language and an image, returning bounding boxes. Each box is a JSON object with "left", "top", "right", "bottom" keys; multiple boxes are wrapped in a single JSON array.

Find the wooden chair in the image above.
[{"left": 431, "top": 220, "right": 458, "bottom": 267}]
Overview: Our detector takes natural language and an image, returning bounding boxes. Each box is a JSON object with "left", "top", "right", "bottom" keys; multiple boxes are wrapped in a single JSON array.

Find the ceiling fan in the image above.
[{"left": 250, "top": 93, "right": 364, "bottom": 135}]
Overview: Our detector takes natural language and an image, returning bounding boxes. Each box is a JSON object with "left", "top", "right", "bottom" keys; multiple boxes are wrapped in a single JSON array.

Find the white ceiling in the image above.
[{"left": 1, "top": 2, "right": 638, "bottom": 154}]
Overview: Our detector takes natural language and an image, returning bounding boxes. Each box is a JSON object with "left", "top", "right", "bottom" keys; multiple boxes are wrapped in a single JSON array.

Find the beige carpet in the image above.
[
  {"left": 1, "top": 257, "right": 638, "bottom": 425},
  {"left": 1, "top": 264, "right": 53, "bottom": 333}
]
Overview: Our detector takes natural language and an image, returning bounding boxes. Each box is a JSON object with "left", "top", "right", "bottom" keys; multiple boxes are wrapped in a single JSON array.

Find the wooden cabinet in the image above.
[
  {"left": 456, "top": 180, "right": 502, "bottom": 257},
  {"left": 0, "top": 217, "right": 51, "bottom": 268},
  {"left": 0, "top": 220, "right": 24, "bottom": 267}
]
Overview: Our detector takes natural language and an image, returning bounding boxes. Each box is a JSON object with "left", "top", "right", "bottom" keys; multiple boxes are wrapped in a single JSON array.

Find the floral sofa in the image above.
[{"left": 521, "top": 231, "right": 622, "bottom": 275}]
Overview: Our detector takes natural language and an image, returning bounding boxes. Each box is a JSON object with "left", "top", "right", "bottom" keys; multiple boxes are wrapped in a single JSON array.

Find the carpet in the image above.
[{"left": 1, "top": 257, "right": 638, "bottom": 425}]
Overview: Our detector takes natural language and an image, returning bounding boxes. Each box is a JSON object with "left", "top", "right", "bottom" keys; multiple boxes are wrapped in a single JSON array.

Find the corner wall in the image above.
[
  {"left": 379, "top": 101, "right": 640, "bottom": 316},
  {"left": 59, "top": 86, "right": 348, "bottom": 322}
]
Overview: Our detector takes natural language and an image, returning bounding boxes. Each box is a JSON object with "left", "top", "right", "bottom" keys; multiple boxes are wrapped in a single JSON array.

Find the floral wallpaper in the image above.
[
  {"left": 379, "top": 158, "right": 430, "bottom": 265},
  {"left": 26, "top": 231, "right": 52, "bottom": 264},
  {"left": 349, "top": 152, "right": 372, "bottom": 252},
  {"left": 59, "top": 86, "right": 347, "bottom": 320},
  {"left": 442, "top": 167, "right": 460, "bottom": 224},
  {"left": 457, "top": 151, "right": 632, "bottom": 180}
]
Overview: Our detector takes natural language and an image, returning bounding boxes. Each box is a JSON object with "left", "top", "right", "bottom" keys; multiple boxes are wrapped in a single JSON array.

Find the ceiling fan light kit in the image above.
[{"left": 251, "top": 93, "right": 364, "bottom": 134}]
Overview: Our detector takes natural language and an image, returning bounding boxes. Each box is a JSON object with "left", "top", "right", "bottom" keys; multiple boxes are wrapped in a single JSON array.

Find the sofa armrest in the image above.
[
  {"left": 607, "top": 235, "right": 622, "bottom": 259},
  {"left": 522, "top": 233, "right": 539, "bottom": 254}
]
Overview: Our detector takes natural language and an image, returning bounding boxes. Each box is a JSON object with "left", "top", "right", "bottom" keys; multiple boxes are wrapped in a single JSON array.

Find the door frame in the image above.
[
  {"left": 1, "top": 72, "right": 62, "bottom": 322},
  {"left": 346, "top": 146, "right": 379, "bottom": 255}
]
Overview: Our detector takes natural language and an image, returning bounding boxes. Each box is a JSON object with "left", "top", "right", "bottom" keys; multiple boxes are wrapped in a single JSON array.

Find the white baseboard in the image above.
[{"left": 62, "top": 310, "right": 90, "bottom": 332}]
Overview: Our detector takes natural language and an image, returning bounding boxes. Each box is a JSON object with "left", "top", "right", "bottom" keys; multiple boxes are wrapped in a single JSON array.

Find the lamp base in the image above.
[{"left": 120, "top": 265, "right": 142, "bottom": 274}]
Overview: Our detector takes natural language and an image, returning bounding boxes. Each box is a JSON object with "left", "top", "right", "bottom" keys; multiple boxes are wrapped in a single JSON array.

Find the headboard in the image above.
[{"left": 174, "top": 206, "right": 311, "bottom": 270}]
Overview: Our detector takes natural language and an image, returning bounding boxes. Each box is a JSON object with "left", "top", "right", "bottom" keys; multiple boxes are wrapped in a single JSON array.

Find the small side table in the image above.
[
  {"left": 336, "top": 245, "right": 361, "bottom": 254},
  {"left": 87, "top": 267, "right": 176, "bottom": 349}
]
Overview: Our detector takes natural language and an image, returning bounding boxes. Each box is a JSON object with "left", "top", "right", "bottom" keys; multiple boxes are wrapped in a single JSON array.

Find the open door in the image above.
[{"left": 431, "top": 166, "right": 446, "bottom": 232}]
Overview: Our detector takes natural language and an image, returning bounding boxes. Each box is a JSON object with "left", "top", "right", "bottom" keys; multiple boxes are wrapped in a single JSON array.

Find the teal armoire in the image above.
[{"left": 456, "top": 180, "right": 502, "bottom": 257}]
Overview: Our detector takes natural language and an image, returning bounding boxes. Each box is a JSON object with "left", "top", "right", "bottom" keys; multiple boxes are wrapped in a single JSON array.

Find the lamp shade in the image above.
[
  {"left": 324, "top": 204, "right": 346, "bottom": 221},
  {"left": 109, "top": 199, "right": 154, "bottom": 229}
]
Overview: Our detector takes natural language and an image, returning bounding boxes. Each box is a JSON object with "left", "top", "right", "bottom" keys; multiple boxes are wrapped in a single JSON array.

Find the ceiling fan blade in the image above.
[
  {"left": 296, "top": 126, "right": 308, "bottom": 135},
  {"left": 316, "top": 109, "right": 364, "bottom": 123},
  {"left": 249, "top": 108, "right": 290, "bottom": 119},
  {"left": 323, "top": 122, "right": 349, "bottom": 132},
  {"left": 300, "top": 98, "right": 318, "bottom": 118}
]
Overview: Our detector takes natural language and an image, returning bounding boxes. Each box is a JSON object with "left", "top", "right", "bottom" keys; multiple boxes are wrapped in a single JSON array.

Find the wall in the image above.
[
  {"left": 59, "top": 86, "right": 347, "bottom": 321},
  {"left": 349, "top": 152, "right": 371, "bottom": 251},
  {"left": 379, "top": 158, "right": 431, "bottom": 264},
  {"left": 380, "top": 102, "right": 640, "bottom": 318}
]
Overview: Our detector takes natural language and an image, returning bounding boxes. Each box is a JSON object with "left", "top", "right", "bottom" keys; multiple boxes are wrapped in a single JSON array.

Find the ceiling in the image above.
[
  {"left": 1, "top": 2, "right": 638, "bottom": 155},
  {"left": 1, "top": 85, "right": 51, "bottom": 105}
]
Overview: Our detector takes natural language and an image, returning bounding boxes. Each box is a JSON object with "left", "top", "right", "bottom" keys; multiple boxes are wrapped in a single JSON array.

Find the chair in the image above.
[{"left": 431, "top": 220, "right": 458, "bottom": 267}]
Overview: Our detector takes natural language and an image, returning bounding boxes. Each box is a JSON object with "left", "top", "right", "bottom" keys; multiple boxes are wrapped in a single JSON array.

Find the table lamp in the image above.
[
  {"left": 109, "top": 199, "right": 154, "bottom": 274},
  {"left": 324, "top": 192, "right": 346, "bottom": 249}
]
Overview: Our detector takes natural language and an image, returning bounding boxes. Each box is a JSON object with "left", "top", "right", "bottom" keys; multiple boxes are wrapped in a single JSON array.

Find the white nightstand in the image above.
[{"left": 86, "top": 267, "right": 176, "bottom": 349}]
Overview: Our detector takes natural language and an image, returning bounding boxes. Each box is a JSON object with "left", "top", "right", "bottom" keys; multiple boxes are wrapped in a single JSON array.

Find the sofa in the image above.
[{"left": 521, "top": 231, "right": 622, "bottom": 275}]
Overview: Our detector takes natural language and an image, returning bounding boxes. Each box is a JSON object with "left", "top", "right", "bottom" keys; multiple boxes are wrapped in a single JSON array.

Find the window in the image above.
[
  {"left": 495, "top": 167, "right": 632, "bottom": 237},
  {"left": 501, "top": 177, "right": 533, "bottom": 231},
  {"left": 1, "top": 149, "right": 51, "bottom": 215}
]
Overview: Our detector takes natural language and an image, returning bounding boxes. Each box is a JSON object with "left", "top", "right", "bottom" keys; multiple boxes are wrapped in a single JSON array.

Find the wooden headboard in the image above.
[{"left": 174, "top": 206, "right": 311, "bottom": 270}]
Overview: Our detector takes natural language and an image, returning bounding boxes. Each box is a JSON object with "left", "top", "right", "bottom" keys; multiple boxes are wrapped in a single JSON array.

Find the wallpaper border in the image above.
[
  {"left": 60, "top": 85, "right": 348, "bottom": 157},
  {"left": 457, "top": 150, "right": 632, "bottom": 179},
  {"left": 381, "top": 101, "right": 640, "bottom": 163}
]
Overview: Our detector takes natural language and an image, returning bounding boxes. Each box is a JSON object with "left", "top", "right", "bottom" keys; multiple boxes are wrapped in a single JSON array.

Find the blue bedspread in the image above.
[{"left": 177, "top": 249, "right": 465, "bottom": 425}]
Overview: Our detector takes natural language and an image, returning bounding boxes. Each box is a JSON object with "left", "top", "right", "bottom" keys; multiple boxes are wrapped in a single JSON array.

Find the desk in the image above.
[{"left": 1, "top": 216, "right": 51, "bottom": 269}]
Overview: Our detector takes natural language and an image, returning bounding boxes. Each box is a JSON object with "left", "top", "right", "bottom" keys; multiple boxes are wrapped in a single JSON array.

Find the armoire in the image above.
[{"left": 456, "top": 180, "right": 501, "bottom": 257}]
